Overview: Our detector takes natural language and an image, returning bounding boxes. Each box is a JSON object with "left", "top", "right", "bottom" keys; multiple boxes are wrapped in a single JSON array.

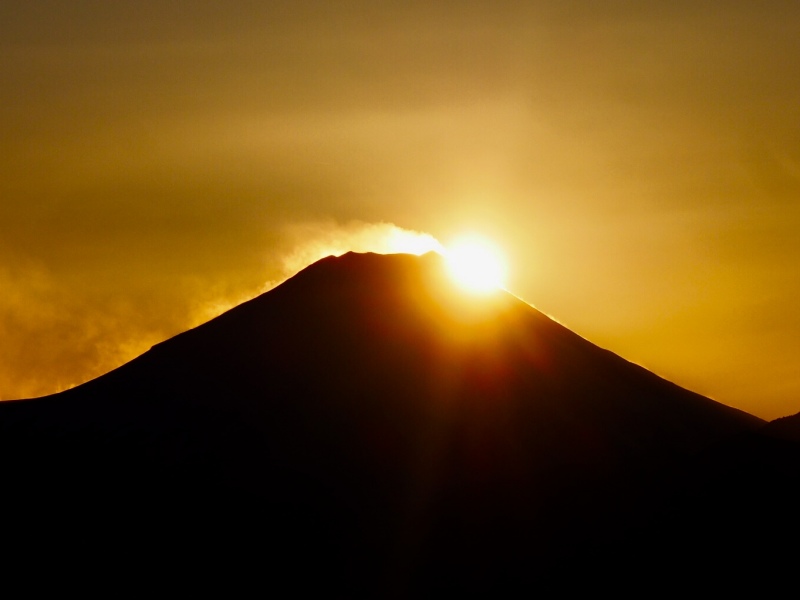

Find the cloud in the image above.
[
  {"left": 0, "top": 221, "right": 442, "bottom": 401},
  {"left": 275, "top": 220, "right": 443, "bottom": 281},
  {"left": 0, "top": 263, "right": 150, "bottom": 399}
]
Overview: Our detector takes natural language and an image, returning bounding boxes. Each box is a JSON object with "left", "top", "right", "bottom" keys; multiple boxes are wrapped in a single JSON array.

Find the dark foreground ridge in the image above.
[{"left": 1, "top": 252, "right": 797, "bottom": 593}]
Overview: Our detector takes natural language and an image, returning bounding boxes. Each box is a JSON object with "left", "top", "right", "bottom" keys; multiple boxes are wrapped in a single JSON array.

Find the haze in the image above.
[{"left": 2, "top": 2, "right": 799, "bottom": 419}]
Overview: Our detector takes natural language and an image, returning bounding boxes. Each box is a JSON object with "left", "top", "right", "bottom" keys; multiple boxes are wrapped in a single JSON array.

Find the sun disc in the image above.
[{"left": 445, "top": 237, "right": 507, "bottom": 293}]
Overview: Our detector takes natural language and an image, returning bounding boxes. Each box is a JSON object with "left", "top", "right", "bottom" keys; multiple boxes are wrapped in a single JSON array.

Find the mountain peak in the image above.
[{"left": 0, "top": 249, "right": 769, "bottom": 592}]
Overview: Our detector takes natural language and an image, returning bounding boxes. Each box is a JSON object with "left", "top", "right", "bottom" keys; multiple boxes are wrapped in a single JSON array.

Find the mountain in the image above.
[
  {"left": 0, "top": 251, "right": 778, "bottom": 593},
  {"left": 762, "top": 409, "right": 800, "bottom": 442}
]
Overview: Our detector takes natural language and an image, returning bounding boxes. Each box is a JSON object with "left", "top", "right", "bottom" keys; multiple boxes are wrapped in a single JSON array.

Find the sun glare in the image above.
[
  {"left": 384, "top": 229, "right": 445, "bottom": 256},
  {"left": 445, "top": 236, "right": 507, "bottom": 293}
]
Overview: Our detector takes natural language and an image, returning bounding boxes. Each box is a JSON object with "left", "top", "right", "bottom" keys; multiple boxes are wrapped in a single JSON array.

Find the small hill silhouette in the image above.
[{"left": 0, "top": 251, "right": 793, "bottom": 593}]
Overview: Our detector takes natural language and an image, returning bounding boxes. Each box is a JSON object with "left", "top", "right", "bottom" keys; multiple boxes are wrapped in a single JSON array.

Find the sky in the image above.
[{"left": 2, "top": 1, "right": 799, "bottom": 420}]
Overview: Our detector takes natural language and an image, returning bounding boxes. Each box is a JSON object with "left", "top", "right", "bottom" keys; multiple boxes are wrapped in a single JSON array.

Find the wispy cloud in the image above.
[
  {"left": 0, "top": 220, "right": 442, "bottom": 401},
  {"left": 276, "top": 220, "right": 443, "bottom": 281}
]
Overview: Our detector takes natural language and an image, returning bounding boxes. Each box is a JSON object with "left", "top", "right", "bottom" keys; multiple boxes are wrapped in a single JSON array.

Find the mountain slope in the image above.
[{"left": 0, "top": 251, "right": 767, "bottom": 592}]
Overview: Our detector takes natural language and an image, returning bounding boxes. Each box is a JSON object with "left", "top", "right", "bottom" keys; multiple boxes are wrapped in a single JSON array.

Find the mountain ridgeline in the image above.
[{"left": 1, "top": 252, "right": 797, "bottom": 593}]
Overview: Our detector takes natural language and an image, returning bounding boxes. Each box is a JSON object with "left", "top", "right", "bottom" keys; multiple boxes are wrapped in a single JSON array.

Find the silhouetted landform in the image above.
[{"left": 1, "top": 252, "right": 797, "bottom": 594}]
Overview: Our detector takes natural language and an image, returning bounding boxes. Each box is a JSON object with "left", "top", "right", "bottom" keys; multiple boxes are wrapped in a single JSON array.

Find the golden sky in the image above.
[{"left": 2, "top": 1, "right": 799, "bottom": 419}]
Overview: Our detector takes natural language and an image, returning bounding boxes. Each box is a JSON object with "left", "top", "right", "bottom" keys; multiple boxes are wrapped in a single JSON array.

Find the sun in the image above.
[{"left": 444, "top": 236, "right": 507, "bottom": 293}]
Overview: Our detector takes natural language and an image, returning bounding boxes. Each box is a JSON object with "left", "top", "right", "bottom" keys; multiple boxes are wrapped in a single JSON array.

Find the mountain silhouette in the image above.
[{"left": 0, "top": 251, "right": 789, "bottom": 593}]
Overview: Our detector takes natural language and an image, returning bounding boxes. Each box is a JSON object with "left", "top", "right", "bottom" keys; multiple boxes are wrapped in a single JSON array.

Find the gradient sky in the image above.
[{"left": 2, "top": 1, "right": 799, "bottom": 419}]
